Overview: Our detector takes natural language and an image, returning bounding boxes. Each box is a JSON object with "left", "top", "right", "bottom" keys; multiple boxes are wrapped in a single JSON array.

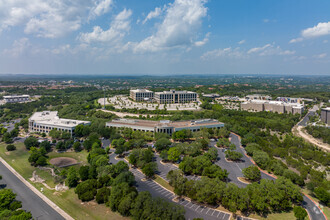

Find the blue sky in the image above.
[{"left": 0, "top": 0, "right": 330, "bottom": 75}]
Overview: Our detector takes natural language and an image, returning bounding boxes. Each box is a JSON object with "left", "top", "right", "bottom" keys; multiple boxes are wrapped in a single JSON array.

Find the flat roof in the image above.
[
  {"left": 107, "top": 118, "right": 223, "bottom": 129},
  {"left": 29, "top": 111, "right": 90, "bottom": 128},
  {"left": 4, "top": 95, "right": 30, "bottom": 98},
  {"left": 130, "top": 89, "right": 153, "bottom": 93},
  {"left": 243, "top": 100, "right": 303, "bottom": 107},
  {"left": 155, "top": 90, "right": 196, "bottom": 95}
]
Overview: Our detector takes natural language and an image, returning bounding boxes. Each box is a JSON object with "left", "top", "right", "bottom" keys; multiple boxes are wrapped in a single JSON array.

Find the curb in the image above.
[
  {"left": 230, "top": 132, "right": 328, "bottom": 220},
  {"left": 0, "top": 157, "right": 74, "bottom": 220}
]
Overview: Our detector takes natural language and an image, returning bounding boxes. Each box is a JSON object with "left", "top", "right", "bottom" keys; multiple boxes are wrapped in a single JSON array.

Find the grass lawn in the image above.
[
  {"left": 154, "top": 175, "right": 174, "bottom": 191},
  {"left": 241, "top": 211, "right": 296, "bottom": 220},
  {"left": 0, "top": 142, "right": 128, "bottom": 220}
]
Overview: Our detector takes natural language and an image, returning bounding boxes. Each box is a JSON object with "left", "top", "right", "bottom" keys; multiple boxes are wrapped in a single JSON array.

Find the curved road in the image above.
[
  {"left": 0, "top": 162, "right": 64, "bottom": 220},
  {"left": 229, "top": 133, "right": 326, "bottom": 220}
]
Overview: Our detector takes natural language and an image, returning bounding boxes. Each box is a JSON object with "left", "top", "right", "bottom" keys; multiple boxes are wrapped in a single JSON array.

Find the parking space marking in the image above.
[
  {"left": 206, "top": 208, "right": 211, "bottom": 214},
  {"left": 211, "top": 209, "right": 215, "bottom": 215}
]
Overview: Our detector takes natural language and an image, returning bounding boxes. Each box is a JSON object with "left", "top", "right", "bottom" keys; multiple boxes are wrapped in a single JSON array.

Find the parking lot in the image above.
[{"left": 98, "top": 95, "right": 202, "bottom": 111}]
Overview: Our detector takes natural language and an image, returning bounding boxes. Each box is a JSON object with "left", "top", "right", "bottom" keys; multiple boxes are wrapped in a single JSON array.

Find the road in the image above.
[
  {"left": 229, "top": 133, "right": 326, "bottom": 220},
  {"left": 109, "top": 150, "right": 231, "bottom": 220},
  {"left": 0, "top": 162, "right": 64, "bottom": 220}
]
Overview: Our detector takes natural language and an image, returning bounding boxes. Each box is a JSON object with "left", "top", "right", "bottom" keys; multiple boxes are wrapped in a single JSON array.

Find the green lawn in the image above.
[
  {"left": 154, "top": 175, "right": 174, "bottom": 192},
  {"left": 0, "top": 142, "right": 128, "bottom": 220}
]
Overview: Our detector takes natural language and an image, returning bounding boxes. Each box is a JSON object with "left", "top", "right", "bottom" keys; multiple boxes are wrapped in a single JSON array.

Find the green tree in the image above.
[
  {"left": 167, "top": 147, "right": 181, "bottom": 162},
  {"left": 314, "top": 187, "right": 330, "bottom": 206},
  {"left": 67, "top": 167, "right": 80, "bottom": 188},
  {"left": 154, "top": 137, "right": 171, "bottom": 152},
  {"left": 49, "top": 129, "right": 61, "bottom": 139},
  {"left": 225, "top": 150, "right": 243, "bottom": 161},
  {"left": 6, "top": 144, "right": 16, "bottom": 151},
  {"left": 242, "top": 165, "right": 261, "bottom": 181},
  {"left": 73, "top": 141, "right": 82, "bottom": 152},
  {"left": 142, "top": 162, "right": 157, "bottom": 178},
  {"left": 79, "top": 166, "right": 90, "bottom": 181},
  {"left": 293, "top": 206, "right": 307, "bottom": 220},
  {"left": 24, "top": 136, "right": 39, "bottom": 150},
  {"left": 252, "top": 151, "right": 270, "bottom": 169}
]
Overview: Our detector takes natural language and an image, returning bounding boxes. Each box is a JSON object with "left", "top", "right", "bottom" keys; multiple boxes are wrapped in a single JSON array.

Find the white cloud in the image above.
[
  {"left": 3, "top": 38, "right": 31, "bottom": 57},
  {"left": 131, "top": 0, "right": 208, "bottom": 53},
  {"left": 302, "top": 22, "right": 330, "bottom": 38},
  {"left": 290, "top": 21, "right": 330, "bottom": 43},
  {"left": 201, "top": 47, "right": 243, "bottom": 60},
  {"left": 314, "top": 53, "right": 327, "bottom": 59},
  {"left": 263, "top": 19, "right": 269, "bottom": 23},
  {"left": 248, "top": 44, "right": 272, "bottom": 54},
  {"left": 0, "top": 0, "right": 113, "bottom": 38},
  {"left": 194, "top": 32, "right": 210, "bottom": 47},
  {"left": 79, "top": 9, "right": 132, "bottom": 44},
  {"left": 238, "top": 40, "right": 246, "bottom": 45},
  {"left": 323, "top": 40, "right": 328, "bottom": 43},
  {"left": 142, "top": 7, "right": 163, "bottom": 24},
  {"left": 289, "top": 38, "right": 303, "bottom": 44},
  {"left": 89, "top": 0, "right": 113, "bottom": 19},
  {"left": 202, "top": 43, "right": 295, "bottom": 60}
]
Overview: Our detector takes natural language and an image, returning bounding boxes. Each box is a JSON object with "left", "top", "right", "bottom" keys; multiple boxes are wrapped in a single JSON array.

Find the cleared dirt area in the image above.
[
  {"left": 49, "top": 157, "right": 78, "bottom": 167},
  {"left": 294, "top": 126, "right": 330, "bottom": 152}
]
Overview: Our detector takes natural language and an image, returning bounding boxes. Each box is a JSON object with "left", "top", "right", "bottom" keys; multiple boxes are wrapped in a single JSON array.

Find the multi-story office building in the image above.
[
  {"left": 106, "top": 118, "right": 224, "bottom": 135},
  {"left": 276, "top": 97, "right": 302, "bottom": 104},
  {"left": 241, "top": 100, "right": 304, "bottom": 114},
  {"left": 321, "top": 107, "right": 330, "bottom": 124},
  {"left": 29, "top": 111, "right": 90, "bottom": 136},
  {"left": 154, "top": 90, "right": 197, "bottom": 104},
  {"left": 130, "top": 89, "right": 154, "bottom": 102},
  {"left": 245, "top": 94, "right": 272, "bottom": 101},
  {"left": 3, "top": 95, "right": 30, "bottom": 103}
]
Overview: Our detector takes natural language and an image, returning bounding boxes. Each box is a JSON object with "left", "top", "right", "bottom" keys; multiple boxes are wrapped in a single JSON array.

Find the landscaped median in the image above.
[{"left": 0, "top": 142, "right": 128, "bottom": 220}]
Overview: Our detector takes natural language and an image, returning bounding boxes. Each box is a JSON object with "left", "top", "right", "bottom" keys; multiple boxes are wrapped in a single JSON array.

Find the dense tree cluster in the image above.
[
  {"left": 0, "top": 185, "right": 32, "bottom": 219},
  {"left": 128, "top": 148, "right": 157, "bottom": 178},
  {"left": 305, "top": 126, "right": 330, "bottom": 144},
  {"left": 70, "top": 137, "right": 184, "bottom": 219},
  {"left": 167, "top": 170, "right": 303, "bottom": 215}
]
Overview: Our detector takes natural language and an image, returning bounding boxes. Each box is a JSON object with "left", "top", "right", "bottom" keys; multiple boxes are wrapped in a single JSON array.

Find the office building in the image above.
[
  {"left": 202, "top": 93, "right": 220, "bottom": 99},
  {"left": 245, "top": 94, "right": 272, "bottom": 101},
  {"left": 321, "top": 108, "right": 330, "bottom": 124},
  {"left": 106, "top": 118, "right": 224, "bottom": 135},
  {"left": 276, "top": 97, "right": 302, "bottom": 104},
  {"left": 3, "top": 95, "right": 30, "bottom": 103},
  {"left": 130, "top": 89, "right": 154, "bottom": 102},
  {"left": 241, "top": 100, "right": 304, "bottom": 114},
  {"left": 154, "top": 90, "right": 197, "bottom": 104},
  {"left": 29, "top": 111, "right": 90, "bottom": 136}
]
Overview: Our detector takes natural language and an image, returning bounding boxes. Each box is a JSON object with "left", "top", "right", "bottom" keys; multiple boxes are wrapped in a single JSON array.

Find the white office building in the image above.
[
  {"left": 29, "top": 111, "right": 90, "bottom": 136},
  {"left": 106, "top": 118, "right": 224, "bottom": 135},
  {"left": 130, "top": 89, "right": 154, "bottom": 102},
  {"left": 154, "top": 90, "right": 197, "bottom": 104},
  {"left": 4, "top": 95, "right": 30, "bottom": 103}
]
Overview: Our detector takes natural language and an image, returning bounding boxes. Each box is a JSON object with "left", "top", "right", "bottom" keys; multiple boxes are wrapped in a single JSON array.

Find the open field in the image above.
[{"left": 0, "top": 142, "right": 128, "bottom": 220}]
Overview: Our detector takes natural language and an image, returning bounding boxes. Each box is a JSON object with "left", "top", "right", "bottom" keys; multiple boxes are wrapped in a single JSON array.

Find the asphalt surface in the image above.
[
  {"left": 229, "top": 133, "right": 326, "bottom": 220},
  {"left": 109, "top": 150, "right": 231, "bottom": 220},
  {"left": 0, "top": 162, "right": 64, "bottom": 220},
  {"left": 298, "top": 111, "right": 315, "bottom": 126}
]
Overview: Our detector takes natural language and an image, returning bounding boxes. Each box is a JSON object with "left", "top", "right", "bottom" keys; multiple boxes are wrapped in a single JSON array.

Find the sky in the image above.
[{"left": 0, "top": 0, "right": 330, "bottom": 75}]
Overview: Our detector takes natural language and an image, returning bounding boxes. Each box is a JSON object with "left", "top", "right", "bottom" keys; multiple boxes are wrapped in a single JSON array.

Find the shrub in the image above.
[{"left": 6, "top": 144, "right": 16, "bottom": 151}]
